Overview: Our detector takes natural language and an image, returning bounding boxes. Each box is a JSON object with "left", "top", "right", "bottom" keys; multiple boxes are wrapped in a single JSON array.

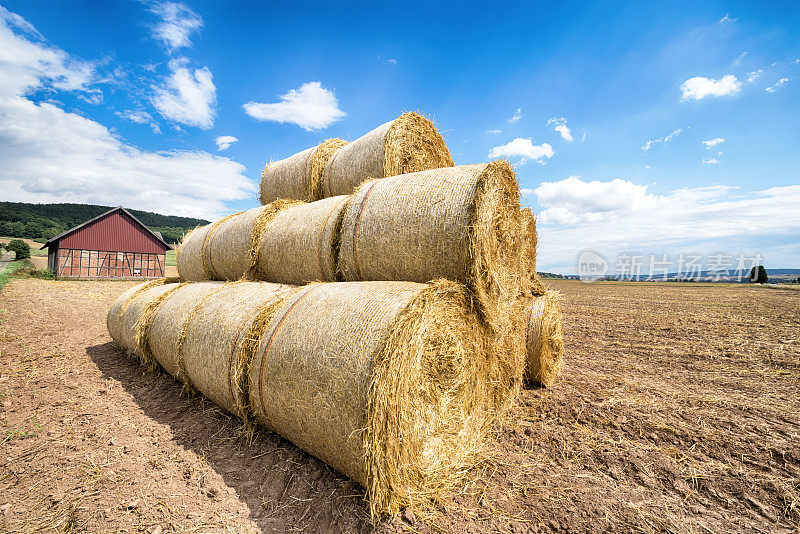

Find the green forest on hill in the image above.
[{"left": 0, "top": 202, "right": 209, "bottom": 244}]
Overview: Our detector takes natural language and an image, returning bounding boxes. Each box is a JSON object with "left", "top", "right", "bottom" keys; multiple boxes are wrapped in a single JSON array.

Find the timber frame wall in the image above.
[{"left": 53, "top": 248, "right": 165, "bottom": 279}]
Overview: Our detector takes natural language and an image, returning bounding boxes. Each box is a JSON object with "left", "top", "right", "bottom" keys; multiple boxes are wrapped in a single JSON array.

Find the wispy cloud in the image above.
[
  {"left": 0, "top": 5, "right": 43, "bottom": 38},
  {"left": 765, "top": 77, "right": 789, "bottom": 93},
  {"left": 488, "top": 138, "right": 553, "bottom": 164},
  {"left": 702, "top": 158, "right": 720, "bottom": 165},
  {"left": 215, "top": 135, "right": 237, "bottom": 150},
  {"left": 507, "top": 107, "right": 522, "bottom": 123},
  {"left": 115, "top": 110, "right": 161, "bottom": 133},
  {"left": 680, "top": 75, "right": 741, "bottom": 100},
  {"left": 719, "top": 13, "right": 737, "bottom": 24},
  {"left": 746, "top": 69, "right": 763, "bottom": 83},
  {"left": 147, "top": 1, "right": 202, "bottom": 52},
  {"left": 387, "top": 58, "right": 397, "bottom": 65},
  {"left": 151, "top": 58, "right": 216, "bottom": 129},
  {"left": 641, "top": 129, "right": 682, "bottom": 151},
  {"left": 547, "top": 117, "right": 574, "bottom": 142},
  {"left": 487, "top": 129, "right": 501, "bottom": 135},
  {"left": 703, "top": 137, "right": 725, "bottom": 149},
  {"left": 243, "top": 81, "right": 346, "bottom": 131}
]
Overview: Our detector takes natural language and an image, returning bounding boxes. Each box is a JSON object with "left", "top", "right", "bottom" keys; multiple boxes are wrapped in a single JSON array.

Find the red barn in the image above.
[{"left": 41, "top": 207, "right": 172, "bottom": 279}]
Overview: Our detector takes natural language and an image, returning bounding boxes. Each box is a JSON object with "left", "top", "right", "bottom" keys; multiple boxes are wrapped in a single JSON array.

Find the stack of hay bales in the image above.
[{"left": 107, "top": 112, "right": 563, "bottom": 517}]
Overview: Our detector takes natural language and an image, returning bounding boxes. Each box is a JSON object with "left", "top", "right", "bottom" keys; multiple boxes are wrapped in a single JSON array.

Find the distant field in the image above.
[
  {"left": 165, "top": 249, "right": 177, "bottom": 266},
  {"left": 0, "top": 236, "right": 47, "bottom": 256}
]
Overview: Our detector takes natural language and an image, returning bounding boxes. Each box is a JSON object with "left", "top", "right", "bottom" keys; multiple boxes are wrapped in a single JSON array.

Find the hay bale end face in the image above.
[
  {"left": 260, "top": 138, "right": 348, "bottom": 204},
  {"left": 254, "top": 195, "right": 350, "bottom": 285},
  {"left": 322, "top": 112, "right": 454, "bottom": 198},
  {"left": 524, "top": 291, "right": 564, "bottom": 388},
  {"left": 249, "top": 280, "right": 491, "bottom": 517}
]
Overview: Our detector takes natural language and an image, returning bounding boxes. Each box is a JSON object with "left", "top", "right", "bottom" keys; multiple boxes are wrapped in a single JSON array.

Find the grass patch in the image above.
[
  {"left": 0, "top": 259, "right": 54, "bottom": 292},
  {"left": 166, "top": 249, "right": 177, "bottom": 267}
]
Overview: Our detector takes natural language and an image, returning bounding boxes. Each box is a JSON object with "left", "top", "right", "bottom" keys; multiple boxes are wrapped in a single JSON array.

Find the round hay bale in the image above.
[
  {"left": 248, "top": 280, "right": 491, "bottom": 517},
  {"left": 145, "top": 282, "right": 231, "bottom": 380},
  {"left": 338, "top": 162, "right": 530, "bottom": 409},
  {"left": 260, "top": 138, "right": 348, "bottom": 204},
  {"left": 108, "top": 281, "right": 294, "bottom": 419},
  {"left": 107, "top": 278, "right": 182, "bottom": 345},
  {"left": 520, "top": 208, "right": 546, "bottom": 296},
  {"left": 321, "top": 112, "right": 454, "bottom": 198},
  {"left": 524, "top": 291, "right": 564, "bottom": 388},
  {"left": 149, "top": 282, "right": 293, "bottom": 417},
  {"left": 176, "top": 202, "right": 302, "bottom": 281},
  {"left": 108, "top": 282, "right": 185, "bottom": 363},
  {"left": 253, "top": 195, "right": 350, "bottom": 284}
]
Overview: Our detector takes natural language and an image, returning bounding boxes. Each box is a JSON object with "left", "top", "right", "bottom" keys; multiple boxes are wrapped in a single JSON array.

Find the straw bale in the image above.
[
  {"left": 260, "top": 138, "right": 348, "bottom": 204},
  {"left": 107, "top": 281, "right": 293, "bottom": 418},
  {"left": 109, "top": 282, "right": 183, "bottom": 362},
  {"left": 152, "top": 282, "right": 292, "bottom": 416},
  {"left": 248, "top": 280, "right": 491, "bottom": 517},
  {"left": 520, "top": 207, "right": 546, "bottom": 296},
  {"left": 524, "top": 291, "right": 564, "bottom": 387},
  {"left": 253, "top": 195, "right": 350, "bottom": 284},
  {"left": 338, "top": 162, "right": 530, "bottom": 411},
  {"left": 321, "top": 112, "right": 454, "bottom": 198},
  {"left": 177, "top": 202, "right": 302, "bottom": 281}
]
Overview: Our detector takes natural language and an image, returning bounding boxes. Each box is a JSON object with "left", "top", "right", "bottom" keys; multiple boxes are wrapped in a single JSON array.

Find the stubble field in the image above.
[{"left": 0, "top": 278, "right": 798, "bottom": 533}]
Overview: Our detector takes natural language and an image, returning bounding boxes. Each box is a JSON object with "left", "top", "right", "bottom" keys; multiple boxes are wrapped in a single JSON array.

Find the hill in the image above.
[{"left": 0, "top": 202, "right": 209, "bottom": 244}]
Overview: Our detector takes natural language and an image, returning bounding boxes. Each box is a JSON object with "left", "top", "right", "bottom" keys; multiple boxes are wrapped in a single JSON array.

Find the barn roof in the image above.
[{"left": 41, "top": 206, "right": 172, "bottom": 250}]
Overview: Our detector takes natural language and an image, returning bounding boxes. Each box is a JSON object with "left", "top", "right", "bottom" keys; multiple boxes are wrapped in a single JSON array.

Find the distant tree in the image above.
[
  {"left": 6, "top": 239, "right": 30, "bottom": 260},
  {"left": 748, "top": 265, "right": 768, "bottom": 284}
]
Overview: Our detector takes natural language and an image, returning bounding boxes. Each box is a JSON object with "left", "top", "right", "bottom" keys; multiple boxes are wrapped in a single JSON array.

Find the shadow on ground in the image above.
[{"left": 87, "top": 342, "right": 378, "bottom": 533}]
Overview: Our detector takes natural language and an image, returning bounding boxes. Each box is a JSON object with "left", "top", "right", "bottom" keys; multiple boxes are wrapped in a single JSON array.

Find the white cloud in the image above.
[
  {"left": 507, "top": 107, "right": 522, "bottom": 123},
  {"left": 547, "top": 117, "right": 573, "bottom": 142},
  {"left": 703, "top": 137, "right": 725, "bottom": 149},
  {"left": 215, "top": 135, "right": 238, "bottom": 150},
  {"left": 520, "top": 188, "right": 534, "bottom": 196},
  {"left": 151, "top": 58, "right": 216, "bottom": 129},
  {"left": 793, "top": 59, "right": 799, "bottom": 65},
  {"left": 532, "top": 177, "right": 800, "bottom": 272},
  {"left": 641, "top": 129, "right": 682, "bottom": 151},
  {"left": 747, "top": 69, "right": 763, "bottom": 83},
  {"left": 0, "top": 11, "right": 95, "bottom": 97},
  {"left": 117, "top": 110, "right": 152, "bottom": 124},
  {"left": 387, "top": 58, "right": 397, "bottom": 65},
  {"left": 488, "top": 138, "right": 554, "bottom": 164},
  {"left": 719, "top": 13, "right": 737, "bottom": 23},
  {"left": 148, "top": 1, "right": 202, "bottom": 52},
  {"left": 765, "top": 77, "right": 789, "bottom": 93},
  {"left": 487, "top": 129, "right": 501, "bottom": 135},
  {"left": 242, "top": 81, "right": 345, "bottom": 131},
  {"left": 702, "top": 158, "right": 720, "bottom": 165},
  {"left": 733, "top": 52, "right": 748, "bottom": 66},
  {"left": 0, "top": 8, "right": 253, "bottom": 220},
  {"left": 0, "top": 5, "right": 43, "bottom": 38},
  {"left": 680, "top": 75, "right": 741, "bottom": 100}
]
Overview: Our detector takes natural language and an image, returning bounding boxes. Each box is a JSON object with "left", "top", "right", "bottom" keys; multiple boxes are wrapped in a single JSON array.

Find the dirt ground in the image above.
[{"left": 0, "top": 279, "right": 798, "bottom": 533}]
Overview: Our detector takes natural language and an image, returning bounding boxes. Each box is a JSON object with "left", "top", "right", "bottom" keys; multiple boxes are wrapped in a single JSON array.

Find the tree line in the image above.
[{"left": 0, "top": 202, "right": 209, "bottom": 244}]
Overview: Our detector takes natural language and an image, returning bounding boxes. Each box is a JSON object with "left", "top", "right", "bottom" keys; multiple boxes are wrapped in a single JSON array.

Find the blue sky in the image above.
[{"left": 1, "top": 1, "right": 798, "bottom": 273}]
